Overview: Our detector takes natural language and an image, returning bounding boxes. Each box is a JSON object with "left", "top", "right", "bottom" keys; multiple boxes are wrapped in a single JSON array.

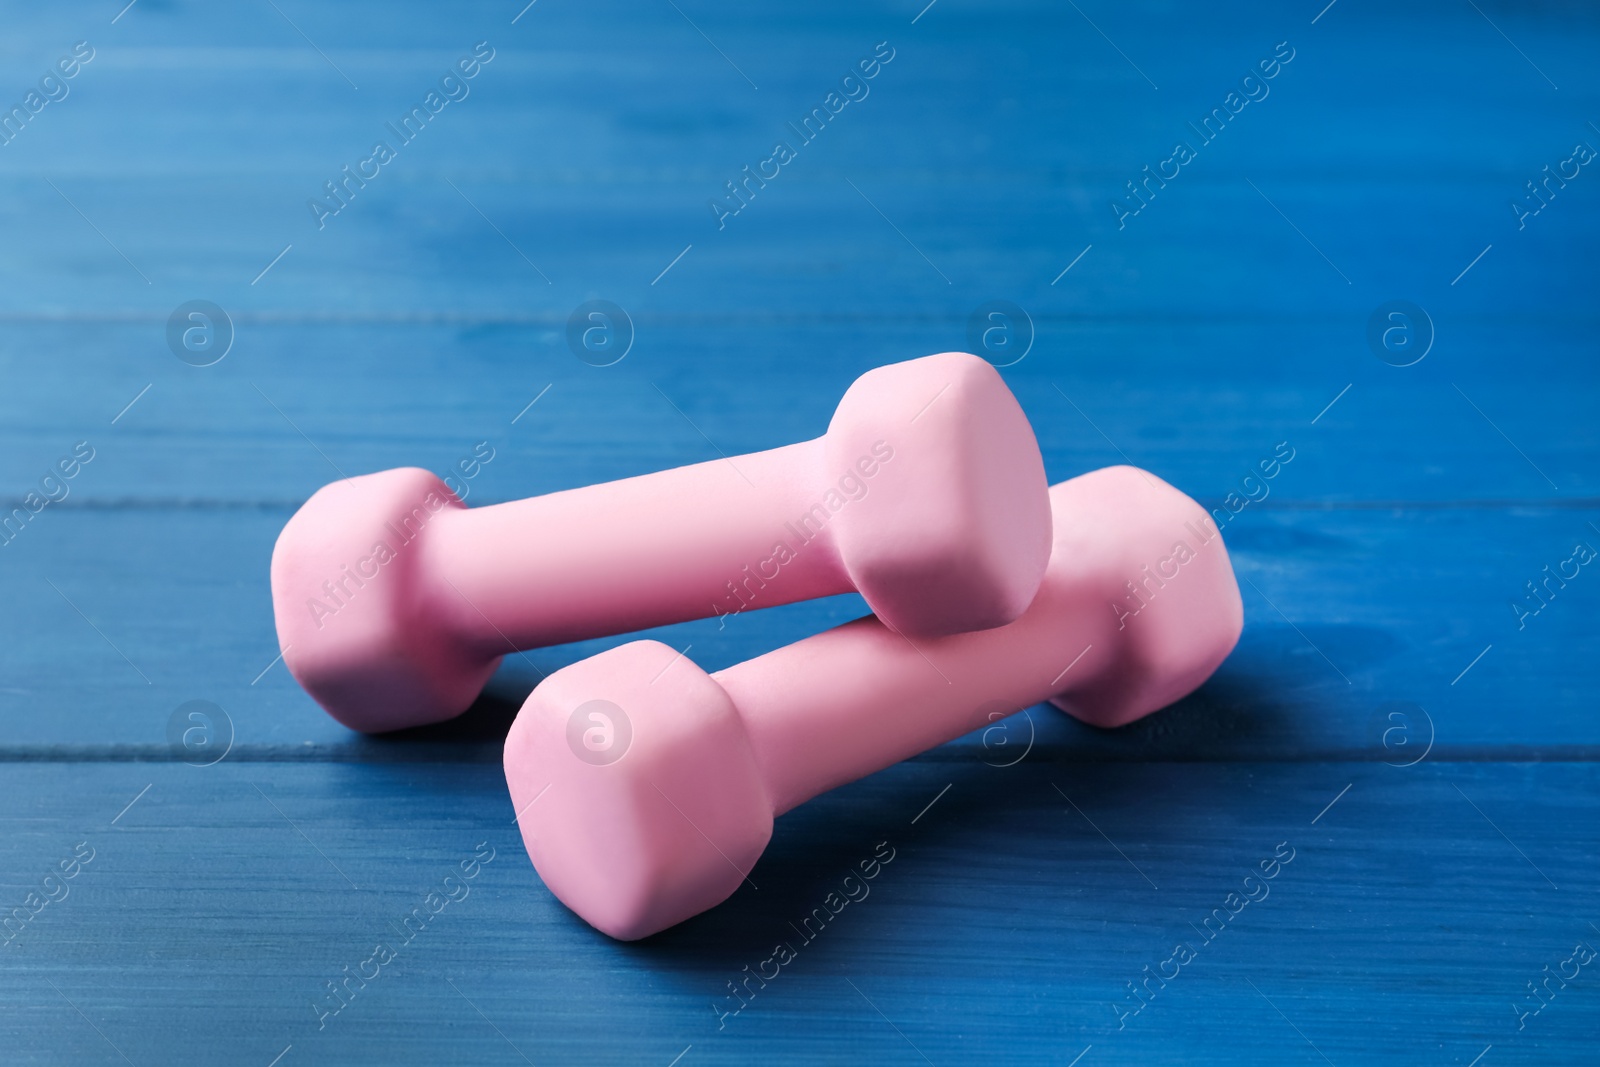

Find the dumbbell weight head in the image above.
[
  {"left": 270, "top": 467, "right": 497, "bottom": 733},
  {"left": 1034, "top": 467, "right": 1244, "bottom": 729},
  {"left": 505, "top": 641, "right": 773, "bottom": 941},
  {"left": 824, "top": 352, "right": 1051, "bottom": 636}
]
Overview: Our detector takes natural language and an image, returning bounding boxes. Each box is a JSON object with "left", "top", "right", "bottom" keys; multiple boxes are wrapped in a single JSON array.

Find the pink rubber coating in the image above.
[
  {"left": 271, "top": 352, "right": 1052, "bottom": 733},
  {"left": 503, "top": 466, "right": 1244, "bottom": 940}
]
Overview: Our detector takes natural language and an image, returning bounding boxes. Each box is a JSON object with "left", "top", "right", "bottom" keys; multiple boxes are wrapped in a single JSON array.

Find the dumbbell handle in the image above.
[
  {"left": 716, "top": 571, "right": 1093, "bottom": 814},
  {"left": 424, "top": 439, "right": 853, "bottom": 653},
  {"left": 715, "top": 471, "right": 1240, "bottom": 815}
]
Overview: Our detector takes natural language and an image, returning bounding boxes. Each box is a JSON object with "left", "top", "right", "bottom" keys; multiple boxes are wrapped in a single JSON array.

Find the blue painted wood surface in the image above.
[{"left": 1, "top": 1, "right": 1596, "bottom": 1063}]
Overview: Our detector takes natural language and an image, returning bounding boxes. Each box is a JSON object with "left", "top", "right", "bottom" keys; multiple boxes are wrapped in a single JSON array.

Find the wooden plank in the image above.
[
  {"left": 0, "top": 2, "right": 1593, "bottom": 322},
  {"left": 1, "top": 164, "right": 1595, "bottom": 311},
  {"left": 0, "top": 316, "right": 1594, "bottom": 508},
  {"left": 0, "top": 759, "right": 1594, "bottom": 1064},
  {"left": 0, "top": 502, "right": 1595, "bottom": 756}
]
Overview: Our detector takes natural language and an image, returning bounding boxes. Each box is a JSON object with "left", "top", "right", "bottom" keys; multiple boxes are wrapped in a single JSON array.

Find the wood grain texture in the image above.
[
  {"left": 2, "top": 761, "right": 1596, "bottom": 1065},
  {"left": 0, "top": 0, "right": 1595, "bottom": 1063},
  {"left": 1, "top": 504, "right": 1597, "bottom": 755}
]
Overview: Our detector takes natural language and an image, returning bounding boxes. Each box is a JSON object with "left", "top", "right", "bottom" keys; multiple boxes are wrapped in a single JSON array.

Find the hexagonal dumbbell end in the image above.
[
  {"left": 271, "top": 468, "right": 500, "bottom": 733},
  {"left": 504, "top": 642, "right": 773, "bottom": 940},
  {"left": 824, "top": 351, "right": 1052, "bottom": 635},
  {"left": 506, "top": 466, "right": 1243, "bottom": 939},
  {"left": 272, "top": 351, "right": 1051, "bottom": 733}
]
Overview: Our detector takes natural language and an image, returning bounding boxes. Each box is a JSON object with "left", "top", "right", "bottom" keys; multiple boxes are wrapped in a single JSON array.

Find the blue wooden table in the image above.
[{"left": 2, "top": 1, "right": 1596, "bottom": 1063}]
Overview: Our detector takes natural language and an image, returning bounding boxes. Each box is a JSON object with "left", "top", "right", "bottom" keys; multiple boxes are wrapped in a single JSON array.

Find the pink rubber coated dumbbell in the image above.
[
  {"left": 504, "top": 466, "right": 1245, "bottom": 940},
  {"left": 271, "top": 353, "right": 1051, "bottom": 733}
]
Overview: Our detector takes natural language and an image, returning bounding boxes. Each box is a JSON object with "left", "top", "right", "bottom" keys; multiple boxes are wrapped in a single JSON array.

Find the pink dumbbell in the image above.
[
  {"left": 504, "top": 466, "right": 1245, "bottom": 939},
  {"left": 271, "top": 353, "right": 1051, "bottom": 733}
]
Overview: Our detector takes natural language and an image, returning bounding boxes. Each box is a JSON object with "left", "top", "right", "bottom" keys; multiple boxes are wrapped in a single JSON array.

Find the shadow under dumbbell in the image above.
[
  {"left": 609, "top": 671, "right": 1295, "bottom": 968},
  {"left": 355, "top": 666, "right": 1309, "bottom": 960},
  {"left": 341, "top": 601, "right": 875, "bottom": 759},
  {"left": 353, "top": 690, "right": 525, "bottom": 760},
  {"left": 349, "top": 661, "right": 554, "bottom": 758}
]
